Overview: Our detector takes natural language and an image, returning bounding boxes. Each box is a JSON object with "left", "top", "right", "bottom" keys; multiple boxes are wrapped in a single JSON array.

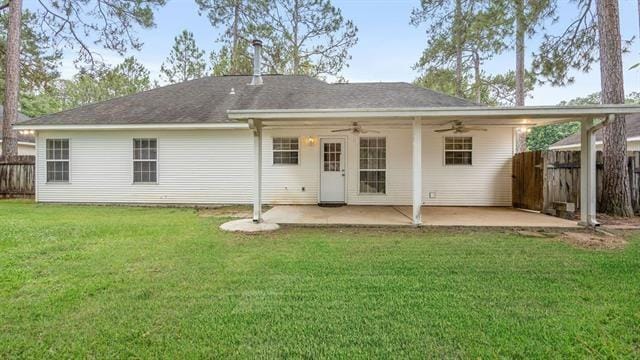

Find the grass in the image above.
[{"left": 1, "top": 200, "right": 639, "bottom": 358}]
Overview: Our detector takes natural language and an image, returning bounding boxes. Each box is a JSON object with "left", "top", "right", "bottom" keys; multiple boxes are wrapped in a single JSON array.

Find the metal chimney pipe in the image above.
[{"left": 250, "top": 39, "right": 263, "bottom": 86}]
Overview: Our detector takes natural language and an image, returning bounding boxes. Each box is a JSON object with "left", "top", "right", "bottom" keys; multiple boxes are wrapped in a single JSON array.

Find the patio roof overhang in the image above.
[{"left": 229, "top": 104, "right": 640, "bottom": 127}]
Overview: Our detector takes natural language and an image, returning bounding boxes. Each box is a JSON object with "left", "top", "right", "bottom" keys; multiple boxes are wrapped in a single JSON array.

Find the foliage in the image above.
[
  {"left": 33, "top": 0, "right": 166, "bottom": 66},
  {"left": 257, "top": 0, "right": 358, "bottom": 77},
  {"left": 411, "top": 0, "right": 511, "bottom": 101},
  {"left": 0, "top": 10, "right": 61, "bottom": 95},
  {"left": 526, "top": 92, "right": 640, "bottom": 151},
  {"left": 414, "top": 68, "right": 534, "bottom": 106},
  {"left": 1, "top": 201, "right": 640, "bottom": 357},
  {"left": 160, "top": 30, "right": 207, "bottom": 83},
  {"left": 0, "top": 10, "right": 61, "bottom": 117},
  {"left": 58, "top": 57, "right": 152, "bottom": 109},
  {"left": 527, "top": 122, "right": 580, "bottom": 151},
  {"left": 209, "top": 45, "right": 252, "bottom": 76},
  {"left": 196, "top": 0, "right": 266, "bottom": 75},
  {"left": 532, "top": 0, "right": 597, "bottom": 86}
]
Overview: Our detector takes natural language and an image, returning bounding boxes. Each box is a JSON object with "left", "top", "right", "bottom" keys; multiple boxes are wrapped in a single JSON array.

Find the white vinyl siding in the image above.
[
  {"left": 35, "top": 124, "right": 513, "bottom": 207},
  {"left": 37, "top": 130, "right": 253, "bottom": 204}
]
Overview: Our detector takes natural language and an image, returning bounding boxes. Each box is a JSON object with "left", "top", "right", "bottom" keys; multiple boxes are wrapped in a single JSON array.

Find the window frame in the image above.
[
  {"left": 45, "top": 138, "right": 71, "bottom": 184},
  {"left": 358, "top": 136, "right": 387, "bottom": 195},
  {"left": 132, "top": 138, "right": 159, "bottom": 184},
  {"left": 272, "top": 137, "right": 300, "bottom": 166},
  {"left": 443, "top": 136, "right": 473, "bottom": 166}
]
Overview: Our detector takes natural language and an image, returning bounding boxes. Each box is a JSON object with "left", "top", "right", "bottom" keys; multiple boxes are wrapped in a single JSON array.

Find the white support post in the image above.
[
  {"left": 251, "top": 119, "right": 263, "bottom": 223},
  {"left": 412, "top": 117, "right": 423, "bottom": 225},
  {"left": 580, "top": 118, "right": 598, "bottom": 226}
]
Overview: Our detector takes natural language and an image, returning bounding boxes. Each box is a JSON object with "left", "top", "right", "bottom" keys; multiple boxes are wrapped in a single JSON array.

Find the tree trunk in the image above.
[
  {"left": 231, "top": 1, "right": 240, "bottom": 75},
  {"left": 473, "top": 50, "right": 481, "bottom": 103},
  {"left": 292, "top": 0, "right": 300, "bottom": 74},
  {"left": 514, "top": 0, "right": 525, "bottom": 107},
  {"left": 514, "top": 0, "right": 528, "bottom": 153},
  {"left": 2, "top": 0, "right": 22, "bottom": 159},
  {"left": 454, "top": 0, "right": 463, "bottom": 98},
  {"left": 597, "top": 0, "right": 634, "bottom": 217}
]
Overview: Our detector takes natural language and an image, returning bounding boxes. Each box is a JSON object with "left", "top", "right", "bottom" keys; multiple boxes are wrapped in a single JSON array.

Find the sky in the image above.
[{"left": 26, "top": 0, "right": 640, "bottom": 105}]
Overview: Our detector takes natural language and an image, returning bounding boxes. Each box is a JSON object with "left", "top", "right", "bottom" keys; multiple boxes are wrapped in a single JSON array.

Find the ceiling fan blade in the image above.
[
  {"left": 462, "top": 126, "right": 488, "bottom": 131},
  {"left": 331, "top": 128, "right": 353, "bottom": 132},
  {"left": 361, "top": 129, "right": 380, "bottom": 134},
  {"left": 434, "top": 128, "right": 455, "bottom": 133}
]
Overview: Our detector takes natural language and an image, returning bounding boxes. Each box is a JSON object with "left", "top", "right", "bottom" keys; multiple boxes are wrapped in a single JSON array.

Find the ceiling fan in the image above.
[
  {"left": 434, "top": 120, "right": 487, "bottom": 133},
  {"left": 331, "top": 122, "right": 380, "bottom": 134}
]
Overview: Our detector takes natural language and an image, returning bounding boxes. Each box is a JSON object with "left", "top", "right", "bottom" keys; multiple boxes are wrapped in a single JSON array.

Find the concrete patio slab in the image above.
[
  {"left": 262, "top": 205, "right": 579, "bottom": 228},
  {"left": 220, "top": 219, "right": 280, "bottom": 233},
  {"left": 410, "top": 206, "right": 577, "bottom": 227},
  {"left": 263, "top": 205, "right": 411, "bottom": 226}
]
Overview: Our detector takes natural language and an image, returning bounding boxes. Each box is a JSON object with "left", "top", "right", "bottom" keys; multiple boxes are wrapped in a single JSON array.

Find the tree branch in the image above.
[{"left": 0, "top": 2, "right": 9, "bottom": 11}]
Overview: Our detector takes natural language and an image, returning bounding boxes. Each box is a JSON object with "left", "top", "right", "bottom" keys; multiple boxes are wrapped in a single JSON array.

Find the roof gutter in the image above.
[
  {"left": 227, "top": 105, "right": 640, "bottom": 120},
  {"left": 13, "top": 123, "right": 249, "bottom": 131}
]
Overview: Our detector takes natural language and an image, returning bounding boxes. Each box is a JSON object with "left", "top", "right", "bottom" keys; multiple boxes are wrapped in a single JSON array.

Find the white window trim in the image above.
[
  {"left": 443, "top": 136, "right": 473, "bottom": 166},
  {"left": 272, "top": 136, "right": 300, "bottom": 166},
  {"left": 132, "top": 138, "right": 159, "bottom": 185},
  {"left": 45, "top": 138, "right": 71, "bottom": 184},
  {"left": 358, "top": 136, "right": 387, "bottom": 195}
]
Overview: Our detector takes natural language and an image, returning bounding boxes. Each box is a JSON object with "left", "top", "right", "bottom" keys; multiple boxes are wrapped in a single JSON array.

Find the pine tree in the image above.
[
  {"left": 411, "top": 0, "right": 511, "bottom": 104},
  {"left": 196, "top": 0, "right": 265, "bottom": 75},
  {"left": 160, "top": 30, "right": 207, "bottom": 84},
  {"left": 597, "top": 0, "right": 633, "bottom": 216},
  {"left": 1, "top": 0, "right": 165, "bottom": 156},
  {"left": 534, "top": 0, "right": 633, "bottom": 216},
  {"left": 258, "top": 0, "right": 358, "bottom": 77}
]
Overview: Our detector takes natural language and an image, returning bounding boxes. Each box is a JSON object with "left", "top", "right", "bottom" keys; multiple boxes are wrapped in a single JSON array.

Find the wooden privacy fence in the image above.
[
  {"left": 0, "top": 156, "right": 35, "bottom": 198},
  {"left": 512, "top": 150, "right": 640, "bottom": 214}
]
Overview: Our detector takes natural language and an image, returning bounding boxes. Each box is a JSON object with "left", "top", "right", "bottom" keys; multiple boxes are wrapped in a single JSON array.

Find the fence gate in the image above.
[
  {"left": 513, "top": 150, "right": 640, "bottom": 214},
  {"left": 512, "top": 151, "right": 544, "bottom": 211}
]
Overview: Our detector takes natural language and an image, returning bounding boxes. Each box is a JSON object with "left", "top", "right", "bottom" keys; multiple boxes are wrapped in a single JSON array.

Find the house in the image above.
[
  {"left": 0, "top": 105, "right": 35, "bottom": 156},
  {"left": 550, "top": 113, "right": 640, "bottom": 151},
  {"left": 14, "top": 40, "right": 640, "bottom": 226}
]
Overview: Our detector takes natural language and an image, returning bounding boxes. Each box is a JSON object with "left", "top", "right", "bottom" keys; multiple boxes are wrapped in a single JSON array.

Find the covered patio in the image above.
[
  {"left": 229, "top": 105, "right": 640, "bottom": 228},
  {"left": 263, "top": 205, "right": 579, "bottom": 228}
]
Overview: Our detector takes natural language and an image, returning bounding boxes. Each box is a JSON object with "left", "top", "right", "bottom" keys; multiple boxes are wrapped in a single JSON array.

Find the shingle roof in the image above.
[
  {"left": 550, "top": 113, "right": 640, "bottom": 148},
  {"left": 0, "top": 105, "right": 34, "bottom": 143},
  {"left": 19, "top": 75, "right": 477, "bottom": 126}
]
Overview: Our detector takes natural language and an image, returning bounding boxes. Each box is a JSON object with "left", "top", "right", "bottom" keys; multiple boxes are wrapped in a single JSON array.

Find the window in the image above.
[
  {"left": 444, "top": 137, "right": 473, "bottom": 165},
  {"left": 359, "top": 137, "right": 386, "bottom": 194},
  {"left": 133, "top": 138, "right": 157, "bottom": 183},
  {"left": 273, "top": 137, "right": 299, "bottom": 165},
  {"left": 46, "top": 139, "right": 69, "bottom": 182}
]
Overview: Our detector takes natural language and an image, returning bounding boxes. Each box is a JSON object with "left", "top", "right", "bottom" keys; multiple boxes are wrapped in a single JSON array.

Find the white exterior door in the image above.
[{"left": 320, "top": 138, "right": 346, "bottom": 203}]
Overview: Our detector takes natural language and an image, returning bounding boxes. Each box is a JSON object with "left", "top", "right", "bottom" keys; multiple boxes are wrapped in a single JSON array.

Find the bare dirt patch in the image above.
[
  {"left": 198, "top": 205, "right": 254, "bottom": 219},
  {"left": 560, "top": 231, "right": 628, "bottom": 250},
  {"left": 596, "top": 214, "right": 640, "bottom": 228}
]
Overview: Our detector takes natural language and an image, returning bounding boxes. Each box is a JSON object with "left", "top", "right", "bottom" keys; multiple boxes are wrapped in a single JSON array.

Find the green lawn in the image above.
[{"left": 1, "top": 201, "right": 639, "bottom": 358}]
